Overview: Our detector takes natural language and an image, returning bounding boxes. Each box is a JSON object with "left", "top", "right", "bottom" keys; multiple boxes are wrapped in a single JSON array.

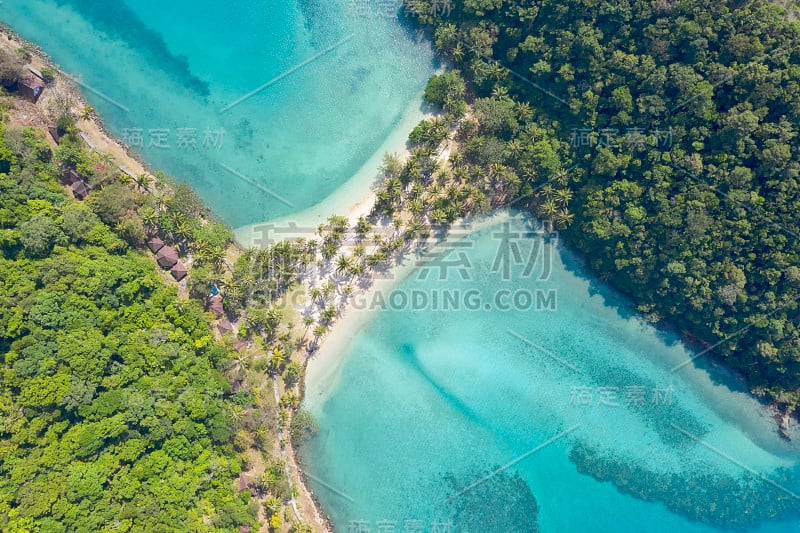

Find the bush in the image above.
[
  {"left": 56, "top": 115, "right": 77, "bottom": 136},
  {"left": 40, "top": 67, "right": 55, "bottom": 83},
  {"left": 289, "top": 410, "right": 318, "bottom": 447}
]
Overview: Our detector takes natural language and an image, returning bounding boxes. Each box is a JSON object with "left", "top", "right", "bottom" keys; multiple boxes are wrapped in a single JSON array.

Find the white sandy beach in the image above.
[
  {"left": 233, "top": 95, "right": 432, "bottom": 247},
  {"left": 302, "top": 211, "right": 516, "bottom": 413}
]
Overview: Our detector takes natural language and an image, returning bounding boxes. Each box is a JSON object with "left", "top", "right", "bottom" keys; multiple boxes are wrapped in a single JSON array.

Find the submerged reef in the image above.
[
  {"left": 570, "top": 443, "right": 800, "bottom": 530},
  {"left": 444, "top": 469, "right": 539, "bottom": 533}
]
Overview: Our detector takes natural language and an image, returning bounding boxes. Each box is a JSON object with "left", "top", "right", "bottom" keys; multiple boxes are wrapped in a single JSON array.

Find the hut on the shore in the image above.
[
  {"left": 218, "top": 319, "right": 235, "bottom": 336},
  {"left": 71, "top": 181, "right": 90, "bottom": 200},
  {"left": 206, "top": 294, "right": 224, "bottom": 318},
  {"left": 170, "top": 262, "right": 188, "bottom": 281},
  {"left": 156, "top": 246, "right": 179, "bottom": 269},
  {"left": 147, "top": 236, "right": 165, "bottom": 254},
  {"left": 18, "top": 73, "right": 44, "bottom": 103}
]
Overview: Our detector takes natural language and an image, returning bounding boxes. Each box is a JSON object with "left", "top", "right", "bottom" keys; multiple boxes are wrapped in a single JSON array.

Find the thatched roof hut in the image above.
[
  {"left": 170, "top": 262, "right": 188, "bottom": 281},
  {"left": 218, "top": 319, "right": 235, "bottom": 335},
  {"left": 18, "top": 73, "right": 44, "bottom": 103},
  {"left": 156, "top": 246, "right": 179, "bottom": 269},
  {"left": 60, "top": 168, "right": 84, "bottom": 186},
  {"left": 71, "top": 181, "right": 90, "bottom": 200},
  {"left": 237, "top": 473, "right": 253, "bottom": 495},
  {"left": 206, "top": 295, "right": 224, "bottom": 318},
  {"left": 147, "top": 237, "right": 165, "bottom": 253}
]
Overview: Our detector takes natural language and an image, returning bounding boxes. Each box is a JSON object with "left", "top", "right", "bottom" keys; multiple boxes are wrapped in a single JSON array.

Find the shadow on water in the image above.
[
  {"left": 398, "top": 342, "right": 489, "bottom": 429},
  {"left": 55, "top": 0, "right": 210, "bottom": 95}
]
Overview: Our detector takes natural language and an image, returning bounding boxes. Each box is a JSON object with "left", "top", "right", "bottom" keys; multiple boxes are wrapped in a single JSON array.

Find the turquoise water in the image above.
[
  {"left": 302, "top": 214, "right": 800, "bottom": 532},
  {"left": 0, "top": 0, "right": 435, "bottom": 228},
  {"left": 7, "top": 4, "right": 800, "bottom": 531}
]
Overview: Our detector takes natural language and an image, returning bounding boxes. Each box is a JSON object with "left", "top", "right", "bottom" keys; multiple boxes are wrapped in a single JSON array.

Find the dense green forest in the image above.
[
  {"left": 0, "top": 119, "right": 256, "bottom": 531},
  {"left": 403, "top": 0, "right": 800, "bottom": 412}
]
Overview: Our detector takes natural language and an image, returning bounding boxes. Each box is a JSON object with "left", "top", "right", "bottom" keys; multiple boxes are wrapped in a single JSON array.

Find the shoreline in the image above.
[
  {"left": 0, "top": 26, "right": 335, "bottom": 533},
  {"left": 6, "top": 12, "right": 798, "bottom": 533},
  {"left": 233, "top": 96, "right": 433, "bottom": 247},
  {"left": 302, "top": 211, "right": 515, "bottom": 413},
  {"left": 0, "top": 24, "right": 154, "bottom": 180}
]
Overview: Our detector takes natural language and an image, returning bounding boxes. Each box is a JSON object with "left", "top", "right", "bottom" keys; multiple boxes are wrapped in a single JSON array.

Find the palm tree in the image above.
[
  {"left": 193, "top": 240, "right": 214, "bottom": 265},
  {"left": 173, "top": 215, "right": 193, "bottom": 242},
  {"left": 335, "top": 254, "right": 354, "bottom": 276},
  {"left": 140, "top": 206, "right": 158, "bottom": 232},
  {"left": 516, "top": 101, "right": 533, "bottom": 122},
  {"left": 227, "top": 404, "right": 246, "bottom": 426},
  {"left": 386, "top": 177, "right": 403, "bottom": 200},
  {"left": 322, "top": 280, "right": 336, "bottom": 298},
  {"left": 506, "top": 139, "right": 523, "bottom": 159},
  {"left": 437, "top": 23, "right": 457, "bottom": 47},
  {"left": 445, "top": 184, "right": 460, "bottom": 202},
  {"left": 208, "top": 245, "right": 227, "bottom": 273},
  {"left": 538, "top": 199, "right": 559, "bottom": 219},
  {"left": 355, "top": 216, "right": 372, "bottom": 241},
  {"left": 229, "top": 352, "right": 250, "bottom": 381},
  {"left": 451, "top": 43, "right": 465, "bottom": 62},
  {"left": 404, "top": 158, "right": 422, "bottom": 182},
  {"left": 350, "top": 262, "right": 367, "bottom": 278},
  {"left": 133, "top": 173, "right": 152, "bottom": 192},
  {"left": 302, "top": 315, "right": 315, "bottom": 336},
  {"left": 408, "top": 198, "right": 425, "bottom": 215},
  {"left": 268, "top": 347, "right": 286, "bottom": 375},
  {"left": 80, "top": 105, "right": 95, "bottom": 120},
  {"left": 224, "top": 281, "right": 244, "bottom": 304},
  {"left": 308, "top": 286, "right": 323, "bottom": 304},
  {"left": 555, "top": 188, "right": 574, "bottom": 206},
  {"left": 321, "top": 241, "right": 338, "bottom": 261},
  {"left": 556, "top": 208, "right": 575, "bottom": 227},
  {"left": 320, "top": 305, "right": 337, "bottom": 324},
  {"left": 430, "top": 208, "right": 449, "bottom": 225},
  {"left": 405, "top": 220, "right": 426, "bottom": 240},
  {"left": 491, "top": 84, "right": 509, "bottom": 98},
  {"left": 312, "top": 324, "right": 328, "bottom": 342},
  {"left": 487, "top": 62, "right": 508, "bottom": 81},
  {"left": 553, "top": 167, "right": 571, "bottom": 186},
  {"left": 380, "top": 153, "right": 403, "bottom": 179}
]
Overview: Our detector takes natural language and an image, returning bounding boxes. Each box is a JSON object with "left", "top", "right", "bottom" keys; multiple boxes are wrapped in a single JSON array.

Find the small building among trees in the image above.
[
  {"left": 48, "top": 126, "right": 61, "bottom": 144},
  {"left": 218, "top": 319, "right": 235, "bottom": 336},
  {"left": 146, "top": 237, "right": 165, "bottom": 253},
  {"left": 206, "top": 294, "right": 224, "bottom": 318},
  {"left": 170, "top": 262, "right": 188, "bottom": 281},
  {"left": 71, "top": 180, "right": 91, "bottom": 200},
  {"left": 59, "top": 168, "right": 84, "bottom": 186},
  {"left": 156, "top": 246, "right": 179, "bottom": 269}
]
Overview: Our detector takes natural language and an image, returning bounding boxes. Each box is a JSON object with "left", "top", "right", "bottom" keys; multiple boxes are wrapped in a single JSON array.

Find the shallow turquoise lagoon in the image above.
[
  {"left": 302, "top": 214, "right": 800, "bottom": 532},
  {"left": 0, "top": 0, "right": 435, "bottom": 228}
]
